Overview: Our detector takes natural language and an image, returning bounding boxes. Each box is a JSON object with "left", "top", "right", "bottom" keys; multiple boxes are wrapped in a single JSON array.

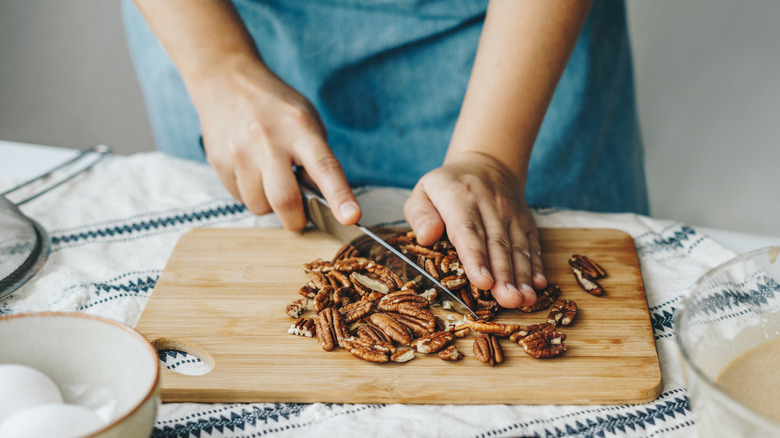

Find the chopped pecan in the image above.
[
  {"left": 390, "top": 348, "right": 415, "bottom": 363},
  {"left": 411, "top": 331, "right": 456, "bottom": 354},
  {"left": 518, "top": 284, "right": 561, "bottom": 313},
  {"left": 342, "top": 338, "right": 392, "bottom": 363},
  {"left": 313, "top": 286, "right": 334, "bottom": 313},
  {"left": 521, "top": 330, "right": 567, "bottom": 359},
  {"left": 400, "top": 281, "right": 420, "bottom": 292},
  {"left": 286, "top": 298, "right": 308, "bottom": 318},
  {"left": 439, "top": 253, "right": 462, "bottom": 276},
  {"left": 419, "top": 287, "right": 438, "bottom": 304},
  {"left": 332, "top": 244, "right": 359, "bottom": 263},
  {"left": 509, "top": 322, "right": 556, "bottom": 344},
  {"left": 569, "top": 254, "right": 606, "bottom": 279},
  {"left": 351, "top": 272, "right": 390, "bottom": 295},
  {"left": 434, "top": 315, "right": 446, "bottom": 332},
  {"left": 316, "top": 307, "right": 349, "bottom": 351},
  {"left": 464, "top": 319, "right": 520, "bottom": 337},
  {"left": 473, "top": 334, "right": 504, "bottom": 366},
  {"left": 438, "top": 345, "right": 463, "bottom": 361},
  {"left": 357, "top": 323, "right": 393, "bottom": 344},
  {"left": 369, "top": 313, "right": 412, "bottom": 346},
  {"left": 441, "top": 274, "right": 468, "bottom": 290},
  {"left": 571, "top": 266, "right": 605, "bottom": 296},
  {"left": 288, "top": 317, "right": 316, "bottom": 337},
  {"left": 339, "top": 299, "right": 374, "bottom": 323},
  {"left": 547, "top": 299, "right": 577, "bottom": 326}
]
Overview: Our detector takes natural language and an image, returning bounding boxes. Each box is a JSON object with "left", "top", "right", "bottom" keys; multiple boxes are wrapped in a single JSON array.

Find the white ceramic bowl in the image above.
[{"left": 0, "top": 312, "right": 161, "bottom": 437}]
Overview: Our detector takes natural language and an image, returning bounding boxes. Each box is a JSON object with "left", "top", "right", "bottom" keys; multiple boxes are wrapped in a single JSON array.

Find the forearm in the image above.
[
  {"left": 132, "top": 0, "right": 268, "bottom": 106},
  {"left": 447, "top": 0, "right": 593, "bottom": 184}
]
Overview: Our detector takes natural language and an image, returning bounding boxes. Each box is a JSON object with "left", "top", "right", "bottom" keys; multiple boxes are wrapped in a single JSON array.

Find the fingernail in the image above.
[
  {"left": 506, "top": 283, "right": 522, "bottom": 297},
  {"left": 339, "top": 201, "right": 359, "bottom": 220},
  {"left": 534, "top": 273, "right": 545, "bottom": 281},
  {"left": 418, "top": 219, "right": 433, "bottom": 234},
  {"left": 520, "top": 283, "right": 535, "bottom": 295},
  {"left": 480, "top": 266, "right": 493, "bottom": 282}
]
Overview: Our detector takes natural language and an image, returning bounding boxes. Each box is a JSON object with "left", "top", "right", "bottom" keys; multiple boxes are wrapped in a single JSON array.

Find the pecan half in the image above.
[
  {"left": 571, "top": 266, "right": 605, "bottom": 296},
  {"left": 303, "top": 259, "right": 334, "bottom": 273},
  {"left": 411, "top": 331, "right": 456, "bottom": 354},
  {"left": 424, "top": 258, "right": 441, "bottom": 280},
  {"left": 313, "top": 286, "right": 334, "bottom": 313},
  {"left": 464, "top": 319, "right": 520, "bottom": 337},
  {"left": 342, "top": 338, "right": 392, "bottom": 363},
  {"left": 547, "top": 299, "right": 577, "bottom": 326},
  {"left": 521, "top": 330, "right": 567, "bottom": 359},
  {"left": 333, "top": 257, "right": 370, "bottom": 273},
  {"left": 441, "top": 274, "right": 469, "bottom": 290},
  {"left": 569, "top": 254, "right": 606, "bottom": 279},
  {"left": 286, "top": 298, "right": 308, "bottom": 318},
  {"left": 440, "top": 253, "right": 463, "bottom": 276},
  {"left": 473, "top": 334, "right": 504, "bottom": 366},
  {"left": 438, "top": 345, "right": 463, "bottom": 361},
  {"left": 369, "top": 312, "right": 413, "bottom": 346},
  {"left": 391, "top": 348, "right": 416, "bottom": 363},
  {"left": 378, "top": 290, "right": 429, "bottom": 311},
  {"left": 351, "top": 272, "right": 390, "bottom": 295},
  {"left": 394, "top": 313, "right": 436, "bottom": 337},
  {"left": 339, "top": 299, "right": 374, "bottom": 323},
  {"left": 299, "top": 284, "right": 317, "bottom": 299},
  {"left": 328, "top": 270, "right": 353, "bottom": 289},
  {"left": 518, "top": 284, "right": 561, "bottom": 313},
  {"left": 332, "top": 244, "right": 359, "bottom": 262},
  {"left": 357, "top": 323, "right": 393, "bottom": 344},
  {"left": 288, "top": 317, "right": 316, "bottom": 337},
  {"left": 316, "top": 307, "right": 349, "bottom": 351},
  {"left": 509, "top": 322, "right": 556, "bottom": 344},
  {"left": 307, "top": 270, "right": 334, "bottom": 290}
]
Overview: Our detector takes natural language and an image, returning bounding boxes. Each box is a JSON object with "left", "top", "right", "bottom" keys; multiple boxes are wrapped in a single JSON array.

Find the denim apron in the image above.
[{"left": 123, "top": 0, "right": 649, "bottom": 214}]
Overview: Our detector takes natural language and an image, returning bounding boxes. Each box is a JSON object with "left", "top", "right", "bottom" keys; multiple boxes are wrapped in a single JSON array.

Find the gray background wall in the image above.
[{"left": 1, "top": 1, "right": 778, "bottom": 236}]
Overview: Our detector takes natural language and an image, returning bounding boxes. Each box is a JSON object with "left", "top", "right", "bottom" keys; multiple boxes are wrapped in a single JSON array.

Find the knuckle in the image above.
[
  {"left": 311, "top": 154, "right": 343, "bottom": 176},
  {"left": 267, "top": 188, "right": 301, "bottom": 212},
  {"left": 487, "top": 234, "right": 512, "bottom": 252}
]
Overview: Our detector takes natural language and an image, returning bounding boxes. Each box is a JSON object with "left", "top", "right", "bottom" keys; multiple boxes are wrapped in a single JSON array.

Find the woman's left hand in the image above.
[{"left": 403, "top": 151, "right": 546, "bottom": 309}]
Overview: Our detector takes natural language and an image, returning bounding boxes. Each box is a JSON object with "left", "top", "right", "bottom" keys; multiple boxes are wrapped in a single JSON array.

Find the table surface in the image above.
[{"left": 2, "top": 139, "right": 778, "bottom": 254}]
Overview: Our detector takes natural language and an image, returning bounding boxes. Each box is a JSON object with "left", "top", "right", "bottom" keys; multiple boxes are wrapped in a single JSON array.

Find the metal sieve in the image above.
[{"left": 0, "top": 145, "right": 112, "bottom": 298}]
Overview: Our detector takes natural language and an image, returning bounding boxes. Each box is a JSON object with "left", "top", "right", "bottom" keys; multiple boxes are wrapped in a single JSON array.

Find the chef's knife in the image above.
[{"left": 296, "top": 174, "right": 478, "bottom": 318}]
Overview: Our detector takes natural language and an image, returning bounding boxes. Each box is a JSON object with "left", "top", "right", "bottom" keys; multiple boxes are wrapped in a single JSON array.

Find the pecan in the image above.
[
  {"left": 464, "top": 319, "right": 520, "bottom": 337},
  {"left": 476, "top": 297, "right": 499, "bottom": 313},
  {"left": 569, "top": 254, "right": 606, "bottom": 279},
  {"left": 369, "top": 313, "right": 412, "bottom": 346},
  {"left": 299, "top": 284, "right": 317, "bottom": 299},
  {"left": 441, "top": 274, "right": 468, "bottom": 290},
  {"left": 357, "top": 323, "right": 393, "bottom": 344},
  {"left": 288, "top": 317, "right": 316, "bottom": 337},
  {"left": 316, "top": 307, "right": 349, "bottom": 351},
  {"left": 332, "top": 244, "right": 359, "bottom": 262},
  {"left": 445, "top": 319, "right": 471, "bottom": 338},
  {"left": 473, "top": 334, "right": 504, "bottom": 366},
  {"left": 378, "top": 290, "right": 429, "bottom": 310},
  {"left": 411, "top": 331, "right": 456, "bottom": 354},
  {"left": 303, "top": 259, "right": 334, "bottom": 273},
  {"left": 286, "top": 298, "right": 308, "bottom": 318},
  {"left": 439, "top": 253, "right": 462, "bottom": 276},
  {"left": 518, "top": 284, "right": 561, "bottom": 313},
  {"left": 342, "top": 338, "right": 393, "bottom": 363},
  {"left": 509, "top": 322, "right": 556, "bottom": 344},
  {"left": 363, "top": 291, "right": 385, "bottom": 304},
  {"left": 424, "top": 258, "right": 441, "bottom": 280},
  {"left": 386, "top": 235, "right": 413, "bottom": 248},
  {"left": 328, "top": 270, "right": 353, "bottom": 289},
  {"left": 434, "top": 316, "right": 446, "bottom": 332},
  {"left": 571, "top": 266, "right": 605, "bottom": 296},
  {"left": 307, "top": 270, "right": 333, "bottom": 290},
  {"left": 365, "top": 264, "right": 404, "bottom": 290},
  {"left": 419, "top": 288, "right": 438, "bottom": 304},
  {"left": 394, "top": 312, "right": 436, "bottom": 337},
  {"left": 333, "top": 257, "right": 370, "bottom": 273},
  {"left": 351, "top": 272, "right": 390, "bottom": 295},
  {"left": 475, "top": 309, "right": 495, "bottom": 321},
  {"left": 313, "top": 286, "right": 334, "bottom": 313},
  {"left": 393, "top": 305, "right": 436, "bottom": 326},
  {"left": 401, "top": 281, "right": 419, "bottom": 292},
  {"left": 390, "top": 348, "right": 415, "bottom": 363},
  {"left": 438, "top": 345, "right": 463, "bottom": 361},
  {"left": 459, "top": 287, "right": 478, "bottom": 311},
  {"left": 521, "top": 330, "right": 567, "bottom": 359},
  {"left": 333, "top": 286, "right": 358, "bottom": 307},
  {"left": 402, "top": 243, "right": 440, "bottom": 258},
  {"left": 339, "top": 299, "right": 374, "bottom": 323},
  {"left": 547, "top": 299, "right": 577, "bottom": 326}
]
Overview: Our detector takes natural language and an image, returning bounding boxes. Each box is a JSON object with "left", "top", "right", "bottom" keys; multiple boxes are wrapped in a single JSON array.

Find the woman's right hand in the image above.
[{"left": 193, "top": 56, "right": 361, "bottom": 230}]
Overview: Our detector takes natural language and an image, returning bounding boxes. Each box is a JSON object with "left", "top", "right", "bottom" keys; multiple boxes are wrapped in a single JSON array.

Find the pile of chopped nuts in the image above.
[{"left": 285, "top": 231, "right": 607, "bottom": 366}]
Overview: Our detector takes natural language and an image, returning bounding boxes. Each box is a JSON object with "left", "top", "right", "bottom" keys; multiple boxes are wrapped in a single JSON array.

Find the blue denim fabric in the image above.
[{"left": 123, "top": 0, "right": 649, "bottom": 214}]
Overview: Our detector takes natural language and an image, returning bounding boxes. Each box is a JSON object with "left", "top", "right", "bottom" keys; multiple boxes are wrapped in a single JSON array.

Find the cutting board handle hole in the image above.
[{"left": 151, "top": 337, "right": 215, "bottom": 376}]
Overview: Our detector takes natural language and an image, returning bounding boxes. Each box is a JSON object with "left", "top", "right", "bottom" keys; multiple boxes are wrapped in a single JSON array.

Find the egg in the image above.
[
  {"left": 0, "top": 403, "right": 105, "bottom": 438},
  {"left": 0, "top": 364, "right": 63, "bottom": 423}
]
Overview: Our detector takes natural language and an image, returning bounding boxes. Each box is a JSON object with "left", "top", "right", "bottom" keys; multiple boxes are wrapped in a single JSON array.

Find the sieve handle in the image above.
[{"left": 2, "top": 144, "right": 113, "bottom": 206}]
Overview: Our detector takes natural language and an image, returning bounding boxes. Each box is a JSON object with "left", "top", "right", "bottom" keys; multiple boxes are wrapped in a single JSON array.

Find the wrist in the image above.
[
  {"left": 187, "top": 52, "right": 272, "bottom": 110},
  {"left": 443, "top": 149, "right": 528, "bottom": 192}
]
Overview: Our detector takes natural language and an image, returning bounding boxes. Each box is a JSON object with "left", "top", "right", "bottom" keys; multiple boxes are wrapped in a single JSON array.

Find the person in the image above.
[{"left": 122, "top": 0, "right": 649, "bottom": 309}]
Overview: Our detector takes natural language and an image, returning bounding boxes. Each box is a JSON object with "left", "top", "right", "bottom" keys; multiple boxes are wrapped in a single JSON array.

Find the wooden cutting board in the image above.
[{"left": 136, "top": 227, "right": 662, "bottom": 405}]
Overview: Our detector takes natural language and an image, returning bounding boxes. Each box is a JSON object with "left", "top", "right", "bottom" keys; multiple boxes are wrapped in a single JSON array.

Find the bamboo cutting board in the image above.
[{"left": 136, "top": 227, "right": 662, "bottom": 405}]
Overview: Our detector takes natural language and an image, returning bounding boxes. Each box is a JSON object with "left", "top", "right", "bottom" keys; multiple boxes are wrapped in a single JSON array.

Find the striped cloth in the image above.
[{"left": 1, "top": 152, "right": 737, "bottom": 438}]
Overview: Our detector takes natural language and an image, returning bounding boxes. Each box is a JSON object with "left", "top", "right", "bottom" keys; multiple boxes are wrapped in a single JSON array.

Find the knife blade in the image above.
[{"left": 296, "top": 176, "right": 478, "bottom": 318}]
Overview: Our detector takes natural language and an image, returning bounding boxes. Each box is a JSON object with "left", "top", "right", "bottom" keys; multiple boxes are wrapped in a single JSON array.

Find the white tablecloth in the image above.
[{"left": 1, "top": 152, "right": 740, "bottom": 437}]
